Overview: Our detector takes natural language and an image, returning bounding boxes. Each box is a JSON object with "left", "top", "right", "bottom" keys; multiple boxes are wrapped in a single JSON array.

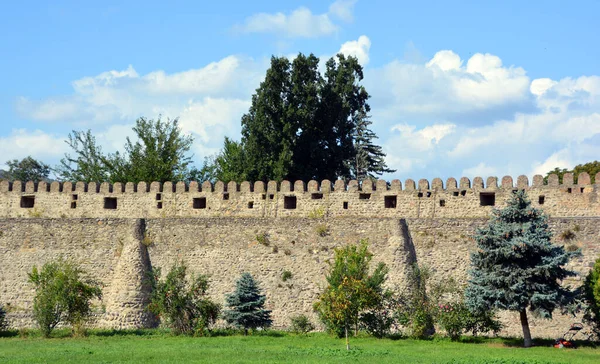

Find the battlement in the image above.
[{"left": 1, "top": 173, "right": 598, "bottom": 219}]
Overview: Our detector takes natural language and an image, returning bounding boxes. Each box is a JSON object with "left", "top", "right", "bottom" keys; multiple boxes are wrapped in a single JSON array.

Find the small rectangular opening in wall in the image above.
[
  {"left": 439, "top": 199, "right": 446, "bottom": 207},
  {"left": 248, "top": 201, "right": 254, "bottom": 209},
  {"left": 567, "top": 188, "right": 572, "bottom": 193},
  {"left": 580, "top": 187, "right": 585, "bottom": 193},
  {"left": 384, "top": 195, "right": 397, "bottom": 208},
  {"left": 193, "top": 197, "right": 206, "bottom": 209},
  {"left": 223, "top": 193, "right": 229, "bottom": 200},
  {"left": 417, "top": 192, "right": 423, "bottom": 198},
  {"left": 479, "top": 193, "right": 495, "bottom": 206},
  {"left": 262, "top": 194, "right": 266, "bottom": 200},
  {"left": 359, "top": 193, "right": 371, "bottom": 200},
  {"left": 70, "top": 202, "right": 77, "bottom": 209},
  {"left": 311, "top": 193, "right": 323, "bottom": 200},
  {"left": 460, "top": 190, "right": 467, "bottom": 196},
  {"left": 103, "top": 197, "right": 117, "bottom": 210},
  {"left": 20, "top": 196, "right": 35, "bottom": 208},
  {"left": 269, "top": 194, "right": 274, "bottom": 200},
  {"left": 156, "top": 193, "right": 161, "bottom": 201},
  {"left": 157, "top": 202, "right": 163, "bottom": 209},
  {"left": 538, "top": 195, "right": 545, "bottom": 205},
  {"left": 72, "top": 194, "right": 78, "bottom": 201},
  {"left": 284, "top": 196, "right": 297, "bottom": 209},
  {"left": 343, "top": 201, "right": 348, "bottom": 209},
  {"left": 512, "top": 189, "right": 518, "bottom": 194},
  {"left": 426, "top": 192, "right": 432, "bottom": 197},
  {"left": 453, "top": 191, "right": 459, "bottom": 197}
]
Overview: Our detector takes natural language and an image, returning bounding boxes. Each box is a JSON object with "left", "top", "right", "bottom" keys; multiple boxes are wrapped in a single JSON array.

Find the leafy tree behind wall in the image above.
[
  {"left": 583, "top": 257, "right": 600, "bottom": 337},
  {"left": 5, "top": 156, "right": 50, "bottom": 182},
  {"left": 57, "top": 117, "right": 195, "bottom": 183},
  {"left": 465, "top": 191, "right": 579, "bottom": 347},
  {"left": 544, "top": 161, "right": 600, "bottom": 184},
  {"left": 213, "top": 53, "right": 393, "bottom": 183}
]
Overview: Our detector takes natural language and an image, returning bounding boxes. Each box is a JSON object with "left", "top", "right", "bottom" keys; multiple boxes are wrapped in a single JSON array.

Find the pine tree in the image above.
[
  {"left": 465, "top": 190, "right": 579, "bottom": 347},
  {"left": 351, "top": 111, "right": 395, "bottom": 181},
  {"left": 223, "top": 273, "right": 272, "bottom": 334}
]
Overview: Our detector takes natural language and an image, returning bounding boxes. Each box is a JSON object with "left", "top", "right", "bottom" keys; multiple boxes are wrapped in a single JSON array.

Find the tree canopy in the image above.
[
  {"left": 544, "top": 161, "right": 600, "bottom": 184},
  {"left": 212, "top": 53, "right": 394, "bottom": 183},
  {"left": 465, "top": 191, "right": 579, "bottom": 347},
  {"left": 56, "top": 116, "right": 195, "bottom": 183},
  {"left": 4, "top": 156, "right": 50, "bottom": 182}
]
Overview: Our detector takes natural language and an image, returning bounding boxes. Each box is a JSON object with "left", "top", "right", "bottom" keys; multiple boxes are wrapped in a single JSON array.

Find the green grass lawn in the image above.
[{"left": 0, "top": 330, "right": 598, "bottom": 363}]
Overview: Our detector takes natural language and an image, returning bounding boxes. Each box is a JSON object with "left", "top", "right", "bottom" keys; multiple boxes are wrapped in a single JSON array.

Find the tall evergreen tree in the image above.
[
  {"left": 217, "top": 53, "right": 390, "bottom": 182},
  {"left": 223, "top": 273, "right": 272, "bottom": 334},
  {"left": 350, "top": 111, "right": 395, "bottom": 181},
  {"left": 465, "top": 191, "right": 579, "bottom": 347}
]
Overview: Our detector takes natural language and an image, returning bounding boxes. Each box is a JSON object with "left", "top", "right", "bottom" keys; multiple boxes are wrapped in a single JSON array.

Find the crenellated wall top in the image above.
[{"left": 1, "top": 173, "right": 598, "bottom": 194}]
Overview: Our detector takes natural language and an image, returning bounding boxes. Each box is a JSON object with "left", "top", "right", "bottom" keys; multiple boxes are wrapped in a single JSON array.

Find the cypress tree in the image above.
[
  {"left": 465, "top": 190, "right": 580, "bottom": 347},
  {"left": 351, "top": 110, "right": 395, "bottom": 181},
  {"left": 223, "top": 273, "right": 272, "bottom": 334}
]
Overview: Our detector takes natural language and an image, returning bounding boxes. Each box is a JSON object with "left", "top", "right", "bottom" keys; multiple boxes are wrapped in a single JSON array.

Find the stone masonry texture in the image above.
[{"left": 0, "top": 172, "right": 598, "bottom": 338}]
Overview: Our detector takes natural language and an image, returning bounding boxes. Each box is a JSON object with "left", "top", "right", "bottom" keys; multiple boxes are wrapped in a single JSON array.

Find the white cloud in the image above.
[
  {"left": 338, "top": 35, "right": 371, "bottom": 65},
  {"left": 329, "top": 0, "right": 357, "bottom": 22},
  {"left": 0, "top": 130, "right": 67, "bottom": 170},
  {"left": 235, "top": 1, "right": 357, "bottom": 38},
  {"left": 12, "top": 36, "right": 600, "bottom": 182}
]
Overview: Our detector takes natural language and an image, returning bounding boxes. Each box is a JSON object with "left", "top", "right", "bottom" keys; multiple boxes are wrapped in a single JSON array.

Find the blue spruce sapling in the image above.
[
  {"left": 465, "top": 190, "right": 579, "bottom": 347},
  {"left": 223, "top": 273, "right": 272, "bottom": 334}
]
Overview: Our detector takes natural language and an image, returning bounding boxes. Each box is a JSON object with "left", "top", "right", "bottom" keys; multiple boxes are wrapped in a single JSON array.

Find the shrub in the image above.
[
  {"left": 560, "top": 229, "right": 576, "bottom": 241},
  {"left": 281, "top": 270, "right": 293, "bottom": 282},
  {"left": 223, "top": 273, "right": 272, "bottom": 335},
  {"left": 0, "top": 304, "right": 7, "bottom": 331},
  {"left": 315, "top": 224, "right": 329, "bottom": 237},
  {"left": 583, "top": 257, "right": 600, "bottom": 337},
  {"left": 256, "top": 233, "right": 269, "bottom": 246},
  {"left": 308, "top": 207, "right": 325, "bottom": 219},
  {"left": 28, "top": 258, "right": 102, "bottom": 337},
  {"left": 148, "top": 262, "right": 220, "bottom": 336},
  {"left": 436, "top": 302, "right": 469, "bottom": 341},
  {"left": 396, "top": 265, "right": 435, "bottom": 338},
  {"left": 290, "top": 314, "right": 315, "bottom": 334},
  {"left": 359, "top": 293, "right": 397, "bottom": 338}
]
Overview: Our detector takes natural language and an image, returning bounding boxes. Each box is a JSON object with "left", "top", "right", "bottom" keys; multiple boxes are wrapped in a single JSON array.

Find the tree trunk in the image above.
[
  {"left": 345, "top": 325, "right": 350, "bottom": 351},
  {"left": 520, "top": 309, "right": 532, "bottom": 348}
]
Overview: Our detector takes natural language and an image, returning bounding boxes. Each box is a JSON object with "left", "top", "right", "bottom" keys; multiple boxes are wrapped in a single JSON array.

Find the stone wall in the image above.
[
  {"left": 1, "top": 215, "right": 598, "bottom": 338},
  {"left": 1, "top": 173, "right": 599, "bottom": 220}
]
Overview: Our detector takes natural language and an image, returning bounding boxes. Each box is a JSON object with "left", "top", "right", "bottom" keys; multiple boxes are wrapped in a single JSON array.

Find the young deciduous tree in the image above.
[
  {"left": 0, "top": 304, "right": 7, "bottom": 331},
  {"left": 314, "top": 240, "right": 388, "bottom": 350},
  {"left": 148, "top": 262, "right": 220, "bottom": 335},
  {"left": 5, "top": 156, "right": 51, "bottom": 182},
  {"left": 465, "top": 190, "right": 580, "bottom": 347},
  {"left": 223, "top": 273, "right": 272, "bottom": 334},
  {"left": 57, "top": 116, "right": 195, "bottom": 183},
  {"left": 28, "top": 259, "right": 102, "bottom": 337}
]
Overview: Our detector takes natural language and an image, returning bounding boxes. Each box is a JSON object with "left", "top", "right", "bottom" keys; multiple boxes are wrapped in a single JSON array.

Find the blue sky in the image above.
[{"left": 1, "top": 0, "right": 599, "bottom": 181}]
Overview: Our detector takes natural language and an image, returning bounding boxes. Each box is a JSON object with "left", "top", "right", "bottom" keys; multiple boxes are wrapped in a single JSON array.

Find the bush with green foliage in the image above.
[
  {"left": 289, "top": 314, "right": 315, "bottom": 334},
  {"left": 223, "top": 273, "right": 272, "bottom": 334},
  {"left": 0, "top": 304, "right": 7, "bottom": 331},
  {"left": 396, "top": 264, "right": 436, "bottom": 338},
  {"left": 148, "top": 262, "right": 220, "bottom": 336},
  {"left": 314, "top": 240, "right": 389, "bottom": 349},
  {"left": 583, "top": 257, "right": 600, "bottom": 337},
  {"left": 359, "top": 293, "right": 397, "bottom": 338},
  {"left": 465, "top": 190, "right": 579, "bottom": 347},
  {"left": 281, "top": 270, "right": 293, "bottom": 282},
  {"left": 28, "top": 259, "right": 102, "bottom": 337}
]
